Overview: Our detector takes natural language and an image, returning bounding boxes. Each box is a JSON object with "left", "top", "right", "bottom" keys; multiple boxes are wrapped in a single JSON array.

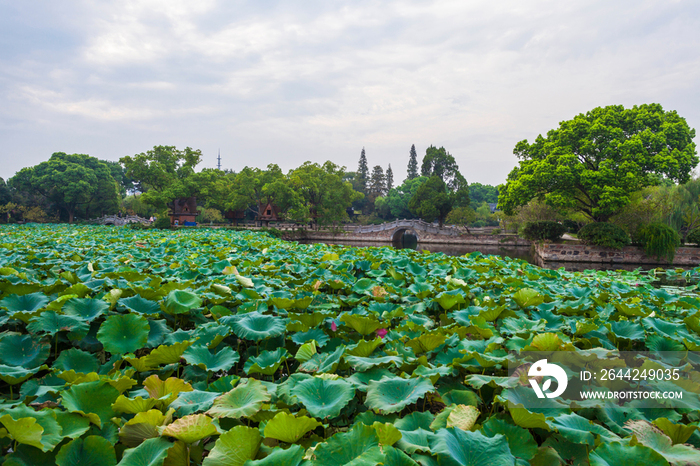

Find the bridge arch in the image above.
[{"left": 391, "top": 228, "right": 419, "bottom": 243}]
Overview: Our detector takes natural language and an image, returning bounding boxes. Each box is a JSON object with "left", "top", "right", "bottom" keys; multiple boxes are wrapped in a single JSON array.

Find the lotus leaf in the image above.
[
  {"left": 481, "top": 417, "right": 538, "bottom": 461},
  {"left": 119, "top": 295, "right": 161, "bottom": 315},
  {"left": 224, "top": 311, "right": 286, "bottom": 341},
  {"left": 27, "top": 312, "right": 89, "bottom": 338},
  {"left": 117, "top": 437, "right": 173, "bottom": 466},
  {"left": 164, "top": 290, "right": 202, "bottom": 314},
  {"left": 54, "top": 435, "right": 116, "bottom": 466},
  {"left": 549, "top": 413, "right": 619, "bottom": 446},
  {"left": 299, "top": 345, "right": 344, "bottom": 374},
  {"left": 143, "top": 375, "right": 193, "bottom": 406},
  {"left": 244, "top": 348, "right": 288, "bottom": 375},
  {"left": 242, "top": 444, "right": 304, "bottom": 466},
  {"left": 0, "top": 333, "right": 50, "bottom": 368},
  {"left": 435, "top": 290, "right": 466, "bottom": 310},
  {"left": 63, "top": 298, "right": 109, "bottom": 321},
  {"left": 55, "top": 411, "right": 91, "bottom": 440},
  {"left": 143, "top": 341, "right": 193, "bottom": 366},
  {"left": 183, "top": 346, "right": 240, "bottom": 373},
  {"left": 430, "top": 428, "right": 516, "bottom": 466},
  {"left": 112, "top": 395, "right": 158, "bottom": 414},
  {"left": 0, "top": 292, "right": 50, "bottom": 315},
  {"left": 61, "top": 380, "right": 119, "bottom": 427},
  {"left": 292, "top": 377, "right": 355, "bottom": 419},
  {"left": 119, "top": 409, "right": 171, "bottom": 447},
  {"left": 0, "top": 364, "right": 46, "bottom": 385},
  {"left": 53, "top": 348, "right": 100, "bottom": 374},
  {"left": 313, "top": 423, "right": 384, "bottom": 466},
  {"left": 626, "top": 420, "right": 700, "bottom": 465},
  {"left": 263, "top": 411, "right": 322, "bottom": 443},
  {"left": 0, "top": 414, "right": 45, "bottom": 450},
  {"left": 170, "top": 390, "right": 221, "bottom": 416},
  {"left": 97, "top": 314, "right": 150, "bottom": 355},
  {"left": 365, "top": 376, "right": 434, "bottom": 413},
  {"left": 371, "top": 421, "right": 402, "bottom": 446},
  {"left": 208, "top": 378, "right": 270, "bottom": 419},
  {"left": 340, "top": 314, "right": 385, "bottom": 336},
  {"left": 202, "top": 425, "right": 261, "bottom": 466},
  {"left": 160, "top": 414, "right": 219, "bottom": 444}
]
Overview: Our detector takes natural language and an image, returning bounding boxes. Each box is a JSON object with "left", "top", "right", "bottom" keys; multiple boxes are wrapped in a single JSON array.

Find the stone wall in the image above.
[
  {"left": 283, "top": 230, "right": 531, "bottom": 246},
  {"left": 535, "top": 242, "right": 700, "bottom": 266}
]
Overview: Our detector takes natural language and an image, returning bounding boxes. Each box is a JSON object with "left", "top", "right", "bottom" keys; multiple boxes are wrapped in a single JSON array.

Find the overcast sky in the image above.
[{"left": 1, "top": 0, "right": 699, "bottom": 186}]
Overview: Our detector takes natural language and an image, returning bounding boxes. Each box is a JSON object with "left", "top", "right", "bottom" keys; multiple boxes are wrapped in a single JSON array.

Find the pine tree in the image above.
[
  {"left": 386, "top": 164, "right": 394, "bottom": 191},
  {"left": 407, "top": 144, "right": 419, "bottom": 180},
  {"left": 369, "top": 165, "right": 386, "bottom": 195},
  {"left": 356, "top": 148, "right": 369, "bottom": 193}
]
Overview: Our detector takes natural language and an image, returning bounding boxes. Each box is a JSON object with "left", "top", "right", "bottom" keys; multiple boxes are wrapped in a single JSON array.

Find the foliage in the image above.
[
  {"left": 407, "top": 144, "right": 419, "bottom": 181},
  {"left": 520, "top": 221, "right": 567, "bottom": 241},
  {"left": 409, "top": 176, "right": 453, "bottom": 227},
  {"left": 499, "top": 103, "right": 698, "bottom": 221},
  {"left": 153, "top": 214, "right": 172, "bottom": 230},
  {"left": 0, "top": 224, "right": 699, "bottom": 465},
  {"left": 420, "top": 145, "right": 468, "bottom": 194},
  {"left": 577, "top": 222, "right": 631, "bottom": 249},
  {"left": 686, "top": 228, "right": 700, "bottom": 245},
  {"left": 198, "top": 208, "right": 224, "bottom": 224},
  {"left": 385, "top": 164, "right": 394, "bottom": 192},
  {"left": 610, "top": 186, "right": 674, "bottom": 240},
  {"left": 446, "top": 206, "right": 476, "bottom": 232},
  {"left": 468, "top": 182, "right": 498, "bottom": 204},
  {"left": 664, "top": 178, "right": 700, "bottom": 242},
  {"left": 636, "top": 222, "right": 681, "bottom": 262},
  {"left": 356, "top": 148, "right": 369, "bottom": 194},
  {"left": 375, "top": 177, "right": 428, "bottom": 220},
  {"left": 120, "top": 145, "right": 202, "bottom": 210},
  {"left": 369, "top": 165, "right": 386, "bottom": 197}
]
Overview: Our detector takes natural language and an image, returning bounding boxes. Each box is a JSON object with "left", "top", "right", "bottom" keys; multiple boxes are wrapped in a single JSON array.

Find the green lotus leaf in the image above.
[
  {"left": 63, "top": 298, "right": 109, "bottom": 321},
  {"left": 352, "top": 278, "right": 378, "bottom": 294},
  {"left": 652, "top": 418, "right": 699, "bottom": 445},
  {"left": 268, "top": 291, "right": 294, "bottom": 310},
  {"left": 382, "top": 446, "right": 419, "bottom": 466},
  {"left": 0, "top": 414, "right": 45, "bottom": 450},
  {"left": 27, "top": 311, "right": 89, "bottom": 338},
  {"left": 61, "top": 380, "right": 120, "bottom": 427},
  {"left": 408, "top": 282, "right": 433, "bottom": 299},
  {"left": 192, "top": 322, "right": 231, "bottom": 348},
  {"left": 294, "top": 341, "right": 317, "bottom": 363},
  {"left": 589, "top": 441, "right": 669, "bottom": 466},
  {"left": 298, "top": 345, "right": 344, "bottom": 374},
  {"left": 340, "top": 314, "right": 385, "bottom": 335},
  {"left": 160, "top": 414, "right": 219, "bottom": 444},
  {"left": 170, "top": 390, "right": 221, "bottom": 416},
  {"left": 164, "top": 289, "right": 202, "bottom": 314},
  {"left": 0, "top": 333, "right": 50, "bottom": 368},
  {"left": 464, "top": 374, "right": 520, "bottom": 390},
  {"left": 626, "top": 420, "right": 700, "bottom": 465},
  {"left": 207, "top": 378, "right": 271, "bottom": 419},
  {"left": 55, "top": 435, "right": 116, "bottom": 466},
  {"left": 313, "top": 423, "right": 384, "bottom": 466},
  {"left": 97, "top": 314, "right": 150, "bottom": 355},
  {"left": 120, "top": 295, "right": 161, "bottom": 315},
  {"left": 112, "top": 395, "right": 158, "bottom": 414},
  {"left": 263, "top": 412, "right": 322, "bottom": 443},
  {"left": 406, "top": 332, "right": 447, "bottom": 354},
  {"left": 224, "top": 312, "right": 286, "bottom": 341},
  {"left": 202, "top": 425, "right": 261, "bottom": 466},
  {"left": 371, "top": 422, "right": 402, "bottom": 446},
  {"left": 1, "top": 404, "right": 63, "bottom": 452},
  {"left": 119, "top": 409, "right": 170, "bottom": 447},
  {"left": 55, "top": 411, "right": 91, "bottom": 440},
  {"left": 343, "top": 355, "right": 402, "bottom": 372},
  {"left": 481, "top": 417, "right": 538, "bottom": 461},
  {"left": 347, "top": 368, "right": 395, "bottom": 392},
  {"left": 395, "top": 428, "right": 434, "bottom": 454},
  {"left": 208, "top": 374, "right": 240, "bottom": 393},
  {"left": 117, "top": 437, "right": 173, "bottom": 466},
  {"left": 524, "top": 332, "right": 564, "bottom": 352},
  {"left": 365, "top": 376, "right": 434, "bottom": 413},
  {"left": 512, "top": 288, "right": 545, "bottom": 308},
  {"left": 53, "top": 348, "right": 100, "bottom": 374},
  {"left": 445, "top": 405, "right": 479, "bottom": 431},
  {"left": 244, "top": 348, "right": 288, "bottom": 376},
  {"left": 290, "top": 328, "right": 329, "bottom": 347},
  {"left": 0, "top": 363, "right": 45, "bottom": 385},
  {"left": 0, "top": 443, "right": 57, "bottom": 466},
  {"left": 291, "top": 377, "right": 355, "bottom": 419},
  {"left": 0, "top": 292, "right": 49, "bottom": 315},
  {"left": 430, "top": 428, "right": 515, "bottom": 466},
  {"left": 434, "top": 290, "right": 466, "bottom": 310},
  {"left": 346, "top": 337, "right": 383, "bottom": 357},
  {"left": 548, "top": 413, "right": 619, "bottom": 446},
  {"left": 243, "top": 444, "right": 304, "bottom": 466},
  {"left": 144, "top": 341, "right": 193, "bottom": 367},
  {"left": 143, "top": 375, "right": 193, "bottom": 407},
  {"left": 184, "top": 346, "right": 240, "bottom": 372},
  {"left": 235, "top": 274, "right": 255, "bottom": 289}
]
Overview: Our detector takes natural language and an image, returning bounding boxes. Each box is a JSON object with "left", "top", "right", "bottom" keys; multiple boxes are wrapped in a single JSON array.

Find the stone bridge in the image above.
[
  {"left": 350, "top": 219, "right": 460, "bottom": 242},
  {"left": 95, "top": 215, "right": 151, "bottom": 226}
]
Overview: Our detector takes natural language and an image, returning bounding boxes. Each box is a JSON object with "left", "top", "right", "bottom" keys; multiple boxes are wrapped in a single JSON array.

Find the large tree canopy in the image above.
[
  {"left": 120, "top": 145, "right": 202, "bottom": 209},
  {"left": 499, "top": 104, "right": 698, "bottom": 222}
]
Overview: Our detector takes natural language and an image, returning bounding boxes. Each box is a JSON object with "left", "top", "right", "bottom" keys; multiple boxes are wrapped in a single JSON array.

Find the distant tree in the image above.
[
  {"left": 409, "top": 176, "right": 453, "bottom": 227},
  {"left": 102, "top": 160, "right": 135, "bottom": 197},
  {"left": 377, "top": 176, "right": 428, "bottom": 220},
  {"left": 356, "top": 148, "right": 369, "bottom": 194},
  {"left": 386, "top": 164, "right": 394, "bottom": 191},
  {"left": 469, "top": 183, "right": 498, "bottom": 204},
  {"left": 369, "top": 165, "right": 386, "bottom": 195},
  {"left": 120, "top": 145, "right": 202, "bottom": 209},
  {"left": 224, "top": 165, "right": 284, "bottom": 217},
  {"left": 407, "top": 144, "right": 419, "bottom": 180},
  {"left": 420, "top": 146, "right": 466, "bottom": 191},
  {"left": 499, "top": 104, "right": 698, "bottom": 222},
  {"left": 0, "top": 178, "right": 10, "bottom": 205}
]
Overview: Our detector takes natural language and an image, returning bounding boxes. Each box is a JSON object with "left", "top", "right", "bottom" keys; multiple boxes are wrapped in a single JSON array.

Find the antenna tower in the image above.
[{"left": 217, "top": 149, "right": 221, "bottom": 170}]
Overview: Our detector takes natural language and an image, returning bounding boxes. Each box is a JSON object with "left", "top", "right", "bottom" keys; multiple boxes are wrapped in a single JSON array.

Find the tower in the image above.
[{"left": 217, "top": 149, "right": 221, "bottom": 170}]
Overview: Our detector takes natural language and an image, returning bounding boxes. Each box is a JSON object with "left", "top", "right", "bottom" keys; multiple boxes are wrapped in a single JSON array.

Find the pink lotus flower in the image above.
[
  {"left": 376, "top": 328, "right": 388, "bottom": 339},
  {"left": 331, "top": 321, "right": 337, "bottom": 331}
]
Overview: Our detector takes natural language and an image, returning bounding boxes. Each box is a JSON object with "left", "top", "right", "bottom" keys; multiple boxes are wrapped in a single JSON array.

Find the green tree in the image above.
[
  {"left": 408, "top": 176, "right": 453, "bottom": 227},
  {"left": 499, "top": 104, "right": 698, "bottom": 222},
  {"left": 356, "top": 148, "right": 369, "bottom": 194},
  {"left": 224, "top": 165, "right": 284, "bottom": 217},
  {"left": 407, "top": 144, "right": 419, "bottom": 180},
  {"left": 386, "top": 164, "right": 394, "bottom": 191},
  {"left": 120, "top": 145, "right": 202, "bottom": 209},
  {"left": 378, "top": 176, "right": 428, "bottom": 220},
  {"left": 0, "top": 178, "right": 10, "bottom": 205},
  {"left": 468, "top": 183, "right": 498, "bottom": 204},
  {"left": 369, "top": 165, "right": 386, "bottom": 196}
]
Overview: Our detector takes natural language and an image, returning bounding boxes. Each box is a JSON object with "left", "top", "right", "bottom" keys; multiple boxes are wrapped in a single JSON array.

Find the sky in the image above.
[{"left": 1, "top": 0, "right": 699, "bottom": 186}]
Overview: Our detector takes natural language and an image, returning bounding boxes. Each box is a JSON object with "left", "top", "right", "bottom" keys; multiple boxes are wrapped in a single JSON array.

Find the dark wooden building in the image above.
[
  {"left": 168, "top": 197, "right": 200, "bottom": 226},
  {"left": 256, "top": 203, "right": 281, "bottom": 227},
  {"left": 224, "top": 209, "right": 246, "bottom": 226}
]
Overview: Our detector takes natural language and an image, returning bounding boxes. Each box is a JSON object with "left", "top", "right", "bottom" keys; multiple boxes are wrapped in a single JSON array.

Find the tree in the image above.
[
  {"left": 499, "top": 104, "right": 698, "bottom": 222},
  {"left": 11, "top": 153, "right": 120, "bottom": 223},
  {"left": 223, "top": 165, "right": 284, "bottom": 217},
  {"left": 409, "top": 176, "right": 453, "bottom": 227},
  {"left": 468, "top": 183, "right": 498, "bottom": 204},
  {"left": 407, "top": 144, "right": 419, "bottom": 180},
  {"left": 420, "top": 146, "right": 465, "bottom": 192},
  {"left": 376, "top": 176, "right": 428, "bottom": 220},
  {"left": 0, "top": 178, "right": 10, "bottom": 205},
  {"left": 120, "top": 145, "right": 202, "bottom": 209},
  {"left": 369, "top": 165, "right": 386, "bottom": 195},
  {"left": 386, "top": 164, "right": 394, "bottom": 191},
  {"left": 356, "top": 148, "right": 369, "bottom": 194}
]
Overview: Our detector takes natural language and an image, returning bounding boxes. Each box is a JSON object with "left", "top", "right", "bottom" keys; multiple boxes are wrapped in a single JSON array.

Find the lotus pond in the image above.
[{"left": 0, "top": 224, "right": 699, "bottom": 465}]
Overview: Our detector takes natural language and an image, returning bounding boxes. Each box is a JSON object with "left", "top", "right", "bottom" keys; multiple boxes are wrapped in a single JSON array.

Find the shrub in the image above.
[
  {"left": 491, "top": 228, "right": 501, "bottom": 235},
  {"left": 520, "top": 221, "right": 567, "bottom": 241},
  {"left": 577, "top": 222, "right": 630, "bottom": 249},
  {"left": 153, "top": 215, "right": 172, "bottom": 230},
  {"left": 562, "top": 219, "right": 581, "bottom": 234},
  {"left": 686, "top": 228, "right": 700, "bottom": 246},
  {"left": 637, "top": 223, "right": 680, "bottom": 262}
]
